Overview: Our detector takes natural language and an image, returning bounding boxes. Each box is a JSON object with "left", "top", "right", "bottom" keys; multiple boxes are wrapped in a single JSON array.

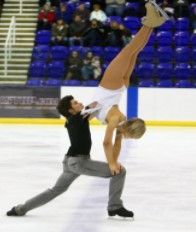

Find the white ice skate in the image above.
[{"left": 145, "top": 0, "right": 170, "bottom": 20}]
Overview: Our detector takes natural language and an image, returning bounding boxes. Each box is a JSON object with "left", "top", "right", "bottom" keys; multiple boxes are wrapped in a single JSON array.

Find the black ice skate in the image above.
[
  {"left": 7, "top": 207, "right": 19, "bottom": 216},
  {"left": 108, "top": 207, "right": 134, "bottom": 219}
]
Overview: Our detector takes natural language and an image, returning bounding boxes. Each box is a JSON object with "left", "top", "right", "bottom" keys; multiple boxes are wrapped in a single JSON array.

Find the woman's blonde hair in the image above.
[{"left": 124, "top": 118, "right": 146, "bottom": 139}]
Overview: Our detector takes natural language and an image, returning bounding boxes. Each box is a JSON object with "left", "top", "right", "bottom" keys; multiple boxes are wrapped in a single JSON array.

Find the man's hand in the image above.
[
  {"left": 82, "top": 101, "right": 98, "bottom": 119},
  {"left": 86, "top": 101, "right": 98, "bottom": 109}
]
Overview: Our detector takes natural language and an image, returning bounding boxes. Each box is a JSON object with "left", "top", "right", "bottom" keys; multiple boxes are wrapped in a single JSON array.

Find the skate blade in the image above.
[
  {"left": 108, "top": 215, "right": 134, "bottom": 221},
  {"left": 149, "top": 1, "right": 170, "bottom": 20}
]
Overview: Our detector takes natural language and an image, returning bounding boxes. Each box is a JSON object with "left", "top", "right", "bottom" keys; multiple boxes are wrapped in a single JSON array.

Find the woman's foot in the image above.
[
  {"left": 145, "top": 0, "right": 170, "bottom": 20},
  {"left": 142, "top": 2, "right": 166, "bottom": 28}
]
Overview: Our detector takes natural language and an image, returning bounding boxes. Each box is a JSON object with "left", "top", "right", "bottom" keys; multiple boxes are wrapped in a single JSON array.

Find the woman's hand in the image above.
[{"left": 109, "top": 162, "right": 124, "bottom": 175}]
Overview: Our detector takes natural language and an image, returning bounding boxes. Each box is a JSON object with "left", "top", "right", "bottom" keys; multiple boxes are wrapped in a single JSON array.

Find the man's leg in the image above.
[
  {"left": 68, "top": 157, "right": 126, "bottom": 211},
  {"left": 74, "top": 157, "right": 133, "bottom": 217},
  {"left": 7, "top": 157, "right": 80, "bottom": 216}
]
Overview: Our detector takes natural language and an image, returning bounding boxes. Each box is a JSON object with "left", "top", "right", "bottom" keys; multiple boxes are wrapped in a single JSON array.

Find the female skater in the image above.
[{"left": 82, "top": 2, "right": 169, "bottom": 175}]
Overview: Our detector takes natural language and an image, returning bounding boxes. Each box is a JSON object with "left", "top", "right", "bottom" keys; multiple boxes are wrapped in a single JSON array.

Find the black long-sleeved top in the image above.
[{"left": 66, "top": 113, "right": 91, "bottom": 156}]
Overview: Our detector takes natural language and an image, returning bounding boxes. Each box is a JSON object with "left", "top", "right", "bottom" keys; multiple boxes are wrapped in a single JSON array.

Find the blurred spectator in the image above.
[
  {"left": 55, "top": 3, "right": 72, "bottom": 23},
  {"left": 104, "top": 21, "right": 123, "bottom": 46},
  {"left": 81, "top": 52, "right": 94, "bottom": 80},
  {"left": 82, "top": 52, "right": 102, "bottom": 80},
  {"left": 173, "top": 0, "right": 190, "bottom": 18},
  {"left": 90, "top": 4, "right": 108, "bottom": 24},
  {"left": 91, "top": 56, "right": 102, "bottom": 80},
  {"left": 90, "top": 0, "right": 106, "bottom": 10},
  {"left": 73, "top": 2, "right": 90, "bottom": 23},
  {"left": 138, "top": 1, "right": 146, "bottom": 18},
  {"left": 37, "top": 3, "right": 56, "bottom": 30},
  {"left": 69, "top": 15, "right": 88, "bottom": 46},
  {"left": 190, "top": 5, "right": 196, "bottom": 32},
  {"left": 39, "top": 0, "right": 61, "bottom": 8},
  {"left": 105, "top": 0, "right": 125, "bottom": 16},
  {"left": 83, "top": 19, "right": 106, "bottom": 46},
  {"left": 39, "top": 0, "right": 50, "bottom": 7},
  {"left": 68, "top": 0, "right": 80, "bottom": 2},
  {"left": 119, "top": 24, "right": 132, "bottom": 46},
  {"left": 65, "top": 51, "right": 82, "bottom": 80},
  {"left": 126, "top": 0, "right": 146, "bottom": 18},
  {"left": 51, "top": 18, "right": 68, "bottom": 46},
  {"left": 159, "top": 0, "right": 174, "bottom": 17}
]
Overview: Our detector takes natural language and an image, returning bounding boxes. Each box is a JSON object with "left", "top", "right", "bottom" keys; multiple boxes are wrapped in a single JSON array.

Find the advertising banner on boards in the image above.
[{"left": 0, "top": 87, "right": 60, "bottom": 118}]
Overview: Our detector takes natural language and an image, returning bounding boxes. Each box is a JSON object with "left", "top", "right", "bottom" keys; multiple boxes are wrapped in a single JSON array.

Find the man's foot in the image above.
[
  {"left": 7, "top": 207, "right": 19, "bottom": 216},
  {"left": 142, "top": 2, "right": 166, "bottom": 28},
  {"left": 108, "top": 207, "right": 134, "bottom": 218}
]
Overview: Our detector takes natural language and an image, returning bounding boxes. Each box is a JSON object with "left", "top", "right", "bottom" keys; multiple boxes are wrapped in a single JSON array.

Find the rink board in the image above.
[{"left": 0, "top": 86, "right": 196, "bottom": 126}]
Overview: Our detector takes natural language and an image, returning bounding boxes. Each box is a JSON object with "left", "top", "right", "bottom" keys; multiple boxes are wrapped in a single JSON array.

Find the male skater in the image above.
[{"left": 7, "top": 96, "right": 133, "bottom": 218}]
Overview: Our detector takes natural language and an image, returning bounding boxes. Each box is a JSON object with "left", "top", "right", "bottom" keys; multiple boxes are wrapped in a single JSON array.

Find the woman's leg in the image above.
[
  {"left": 100, "top": 2, "right": 165, "bottom": 90},
  {"left": 100, "top": 26, "right": 153, "bottom": 89},
  {"left": 123, "top": 29, "right": 153, "bottom": 87}
]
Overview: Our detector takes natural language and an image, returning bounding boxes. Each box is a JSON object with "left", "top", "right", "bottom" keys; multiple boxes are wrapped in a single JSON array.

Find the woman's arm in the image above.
[
  {"left": 103, "top": 117, "right": 121, "bottom": 175},
  {"left": 113, "top": 129, "right": 123, "bottom": 163}
]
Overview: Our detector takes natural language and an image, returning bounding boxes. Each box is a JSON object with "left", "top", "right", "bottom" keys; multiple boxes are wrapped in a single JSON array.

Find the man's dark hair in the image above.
[{"left": 56, "top": 95, "right": 74, "bottom": 118}]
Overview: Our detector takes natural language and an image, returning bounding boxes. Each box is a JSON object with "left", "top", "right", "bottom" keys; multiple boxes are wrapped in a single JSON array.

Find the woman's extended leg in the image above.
[
  {"left": 100, "top": 26, "right": 153, "bottom": 89},
  {"left": 100, "top": 3, "right": 165, "bottom": 90},
  {"left": 123, "top": 29, "right": 152, "bottom": 87}
]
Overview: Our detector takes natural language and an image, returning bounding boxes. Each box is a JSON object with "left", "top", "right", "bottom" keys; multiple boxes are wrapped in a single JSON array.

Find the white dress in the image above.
[{"left": 82, "top": 85, "right": 126, "bottom": 124}]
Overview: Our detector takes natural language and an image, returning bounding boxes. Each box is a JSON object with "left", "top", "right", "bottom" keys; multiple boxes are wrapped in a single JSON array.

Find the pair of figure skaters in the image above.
[{"left": 7, "top": 1, "right": 169, "bottom": 219}]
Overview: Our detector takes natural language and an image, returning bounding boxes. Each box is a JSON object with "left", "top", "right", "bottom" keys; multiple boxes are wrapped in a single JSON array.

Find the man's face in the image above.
[{"left": 69, "top": 99, "right": 84, "bottom": 115}]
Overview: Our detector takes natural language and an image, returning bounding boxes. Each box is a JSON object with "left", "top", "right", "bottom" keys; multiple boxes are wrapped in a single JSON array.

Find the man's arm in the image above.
[
  {"left": 85, "top": 101, "right": 98, "bottom": 110},
  {"left": 82, "top": 101, "right": 98, "bottom": 120}
]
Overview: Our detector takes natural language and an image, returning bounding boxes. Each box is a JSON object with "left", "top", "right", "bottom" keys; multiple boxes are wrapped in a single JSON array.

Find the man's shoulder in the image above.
[
  {"left": 66, "top": 113, "right": 89, "bottom": 128},
  {"left": 70, "top": 112, "right": 81, "bottom": 119},
  {"left": 67, "top": 113, "right": 83, "bottom": 123}
]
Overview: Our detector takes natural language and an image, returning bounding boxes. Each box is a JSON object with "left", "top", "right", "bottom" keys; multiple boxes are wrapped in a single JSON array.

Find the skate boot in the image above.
[
  {"left": 142, "top": 2, "right": 166, "bottom": 28},
  {"left": 108, "top": 207, "right": 134, "bottom": 218},
  {"left": 7, "top": 207, "right": 19, "bottom": 216},
  {"left": 7, "top": 205, "right": 26, "bottom": 216},
  {"left": 145, "top": 0, "right": 170, "bottom": 20}
]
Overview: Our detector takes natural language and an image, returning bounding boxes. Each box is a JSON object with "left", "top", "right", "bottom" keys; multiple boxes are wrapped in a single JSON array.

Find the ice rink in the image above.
[{"left": 1, "top": 124, "right": 196, "bottom": 232}]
